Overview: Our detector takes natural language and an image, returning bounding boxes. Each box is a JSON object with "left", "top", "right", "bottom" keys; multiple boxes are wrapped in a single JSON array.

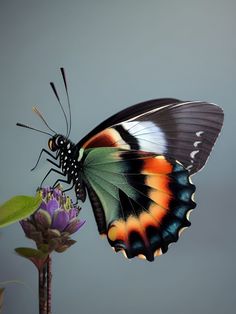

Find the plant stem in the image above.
[
  {"left": 47, "top": 255, "right": 52, "bottom": 314},
  {"left": 38, "top": 265, "right": 47, "bottom": 314}
]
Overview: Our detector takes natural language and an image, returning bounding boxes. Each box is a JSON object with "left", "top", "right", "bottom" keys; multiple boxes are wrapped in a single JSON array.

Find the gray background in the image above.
[{"left": 0, "top": 0, "right": 235, "bottom": 313}]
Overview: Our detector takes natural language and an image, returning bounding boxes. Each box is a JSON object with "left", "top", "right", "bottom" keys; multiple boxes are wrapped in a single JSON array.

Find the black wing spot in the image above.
[{"left": 114, "top": 125, "right": 140, "bottom": 150}]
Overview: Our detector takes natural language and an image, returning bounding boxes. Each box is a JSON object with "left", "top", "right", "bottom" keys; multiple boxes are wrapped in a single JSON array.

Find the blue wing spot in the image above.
[
  {"left": 173, "top": 163, "right": 184, "bottom": 172},
  {"left": 173, "top": 205, "right": 190, "bottom": 219},
  {"left": 178, "top": 189, "right": 193, "bottom": 202},
  {"left": 166, "top": 220, "right": 182, "bottom": 234},
  {"left": 176, "top": 172, "right": 189, "bottom": 186}
]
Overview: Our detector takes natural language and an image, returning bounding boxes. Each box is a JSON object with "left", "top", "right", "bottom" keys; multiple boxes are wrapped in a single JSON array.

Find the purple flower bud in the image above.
[
  {"left": 47, "top": 229, "right": 61, "bottom": 238},
  {"left": 20, "top": 220, "right": 36, "bottom": 237},
  {"left": 53, "top": 189, "right": 61, "bottom": 199},
  {"left": 34, "top": 209, "right": 52, "bottom": 229},
  {"left": 64, "top": 218, "right": 86, "bottom": 234},
  {"left": 44, "top": 199, "right": 59, "bottom": 216},
  {"left": 52, "top": 210, "right": 69, "bottom": 231},
  {"left": 40, "top": 201, "right": 47, "bottom": 211},
  {"left": 42, "top": 187, "right": 51, "bottom": 198},
  {"left": 68, "top": 208, "right": 78, "bottom": 219}
]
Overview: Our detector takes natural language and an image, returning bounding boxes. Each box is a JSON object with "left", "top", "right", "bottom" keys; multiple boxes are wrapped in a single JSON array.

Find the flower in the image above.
[{"left": 20, "top": 186, "right": 85, "bottom": 253}]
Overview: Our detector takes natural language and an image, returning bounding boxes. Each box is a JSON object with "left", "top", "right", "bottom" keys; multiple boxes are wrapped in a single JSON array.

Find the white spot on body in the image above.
[
  {"left": 67, "top": 143, "right": 70, "bottom": 149},
  {"left": 68, "top": 150, "right": 71, "bottom": 154},
  {"left": 65, "top": 156, "right": 67, "bottom": 160}
]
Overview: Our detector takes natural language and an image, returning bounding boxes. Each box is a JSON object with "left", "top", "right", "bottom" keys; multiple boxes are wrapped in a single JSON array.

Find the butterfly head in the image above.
[{"left": 48, "top": 134, "right": 68, "bottom": 152}]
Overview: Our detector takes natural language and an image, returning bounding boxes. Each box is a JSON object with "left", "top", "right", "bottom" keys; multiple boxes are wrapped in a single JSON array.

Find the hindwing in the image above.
[{"left": 82, "top": 147, "right": 196, "bottom": 261}]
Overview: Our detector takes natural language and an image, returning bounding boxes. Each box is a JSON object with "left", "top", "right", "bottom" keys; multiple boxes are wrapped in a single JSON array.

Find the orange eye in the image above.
[{"left": 48, "top": 139, "right": 53, "bottom": 150}]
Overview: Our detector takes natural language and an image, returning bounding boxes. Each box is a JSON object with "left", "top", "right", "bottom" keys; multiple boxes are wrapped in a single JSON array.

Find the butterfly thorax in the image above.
[{"left": 48, "top": 134, "right": 86, "bottom": 201}]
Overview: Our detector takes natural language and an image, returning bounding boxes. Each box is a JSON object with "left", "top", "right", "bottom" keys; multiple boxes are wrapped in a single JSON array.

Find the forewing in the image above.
[
  {"left": 82, "top": 147, "right": 196, "bottom": 261},
  {"left": 79, "top": 100, "right": 224, "bottom": 175},
  {"left": 78, "top": 98, "right": 180, "bottom": 147}
]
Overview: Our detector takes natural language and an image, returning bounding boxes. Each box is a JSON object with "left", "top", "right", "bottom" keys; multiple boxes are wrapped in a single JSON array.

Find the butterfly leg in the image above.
[
  {"left": 31, "top": 149, "right": 59, "bottom": 171},
  {"left": 52, "top": 178, "right": 72, "bottom": 188},
  {"left": 47, "top": 159, "right": 68, "bottom": 189},
  {"left": 46, "top": 160, "right": 75, "bottom": 189},
  {"left": 40, "top": 168, "right": 65, "bottom": 187},
  {"left": 46, "top": 158, "right": 61, "bottom": 169},
  {"left": 62, "top": 183, "right": 75, "bottom": 193}
]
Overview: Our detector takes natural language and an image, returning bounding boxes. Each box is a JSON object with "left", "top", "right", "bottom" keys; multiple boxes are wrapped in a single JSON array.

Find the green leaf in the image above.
[
  {"left": 15, "top": 247, "right": 48, "bottom": 271},
  {"left": 0, "top": 288, "right": 4, "bottom": 313},
  {"left": 0, "top": 193, "right": 42, "bottom": 228},
  {"left": 15, "top": 247, "right": 47, "bottom": 259},
  {"left": 37, "top": 243, "right": 50, "bottom": 253}
]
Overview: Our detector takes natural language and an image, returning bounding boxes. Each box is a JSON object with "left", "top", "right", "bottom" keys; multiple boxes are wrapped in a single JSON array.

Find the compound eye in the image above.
[
  {"left": 56, "top": 136, "right": 64, "bottom": 146},
  {"left": 55, "top": 137, "right": 59, "bottom": 145}
]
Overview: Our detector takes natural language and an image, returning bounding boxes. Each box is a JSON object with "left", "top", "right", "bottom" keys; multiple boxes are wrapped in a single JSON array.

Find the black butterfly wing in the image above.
[{"left": 78, "top": 99, "right": 224, "bottom": 175}]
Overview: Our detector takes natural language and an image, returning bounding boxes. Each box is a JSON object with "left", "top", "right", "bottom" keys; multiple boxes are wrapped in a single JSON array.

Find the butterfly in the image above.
[{"left": 17, "top": 68, "right": 224, "bottom": 261}]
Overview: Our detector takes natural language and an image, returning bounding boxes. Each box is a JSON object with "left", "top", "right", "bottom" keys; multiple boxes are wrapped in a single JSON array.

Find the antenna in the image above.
[
  {"left": 16, "top": 123, "right": 53, "bottom": 136},
  {"left": 32, "top": 106, "right": 57, "bottom": 134},
  {"left": 60, "top": 68, "right": 72, "bottom": 137},
  {"left": 50, "top": 81, "right": 69, "bottom": 136}
]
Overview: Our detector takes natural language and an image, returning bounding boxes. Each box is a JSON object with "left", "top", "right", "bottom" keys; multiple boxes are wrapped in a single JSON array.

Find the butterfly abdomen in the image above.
[{"left": 56, "top": 141, "right": 86, "bottom": 202}]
